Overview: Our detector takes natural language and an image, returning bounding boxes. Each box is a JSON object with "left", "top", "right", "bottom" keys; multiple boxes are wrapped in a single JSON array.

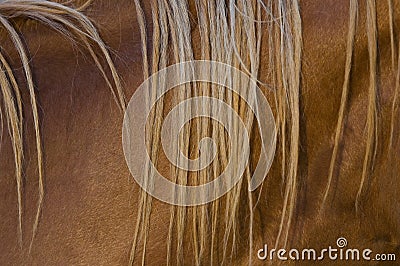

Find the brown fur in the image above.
[{"left": 0, "top": 0, "right": 399, "bottom": 265}]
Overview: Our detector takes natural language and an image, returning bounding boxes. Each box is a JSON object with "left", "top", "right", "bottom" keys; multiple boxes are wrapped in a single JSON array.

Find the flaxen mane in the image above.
[
  {"left": 0, "top": 0, "right": 398, "bottom": 265},
  {"left": 0, "top": 0, "right": 125, "bottom": 252}
]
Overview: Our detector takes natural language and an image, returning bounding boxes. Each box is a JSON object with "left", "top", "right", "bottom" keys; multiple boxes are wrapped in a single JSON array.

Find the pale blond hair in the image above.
[{"left": 0, "top": 0, "right": 397, "bottom": 265}]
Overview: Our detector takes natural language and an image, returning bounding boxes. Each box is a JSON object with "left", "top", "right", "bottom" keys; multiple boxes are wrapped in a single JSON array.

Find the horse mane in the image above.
[
  {"left": 130, "top": 0, "right": 299, "bottom": 264},
  {"left": 0, "top": 0, "right": 398, "bottom": 265},
  {"left": 0, "top": 0, "right": 124, "bottom": 251}
]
